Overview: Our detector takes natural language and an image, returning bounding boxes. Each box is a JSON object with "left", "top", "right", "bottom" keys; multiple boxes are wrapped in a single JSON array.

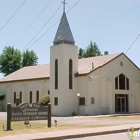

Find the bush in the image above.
[
  {"left": 38, "top": 94, "right": 50, "bottom": 106},
  {"left": 0, "top": 93, "right": 5, "bottom": 100},
  {"left": 72, "top": 112, "right": 76, "bottom": 116}
]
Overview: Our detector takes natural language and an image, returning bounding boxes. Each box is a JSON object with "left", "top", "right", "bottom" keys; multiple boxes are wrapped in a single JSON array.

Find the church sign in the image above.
[
  {"left": 6, "top": 103, "right": 51, "bottom": 130},
  {"left": 11, "top": 103, "right": 48, "bottom": 121}
]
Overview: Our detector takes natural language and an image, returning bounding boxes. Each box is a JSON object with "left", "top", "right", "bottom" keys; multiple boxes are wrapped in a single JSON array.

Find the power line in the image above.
[
  {"left": 27, "top": 19, "right": 60, "bottom": 49},
  {"left": 125, "top": 33, "right": 140, "bottom": 54},
  {"left": 26, "top": 0, "right": 81, "bottom": 50},
  {"left": 0, "top": 0, "right": 26, "bottom": 32},
  {"left": 14, "top": 0, "right": 52, "bottom": 46},
  {"left": 1, "top": 0, "right": 139, "bottom": 79},
  {"left": 26, "top": 0, "right": 139, "bottom": 55},
  {"left": 66, "top": 0, "right": 81, "bottom": 13},
  {"left": 90, "top": 33, "right": 140, "bottom": 79},
  {"left": 22, "top": 4, "right": 62, "bottom": 52},
  {"left": 0, "top": 1, "right": 81, "bottom": 76}
]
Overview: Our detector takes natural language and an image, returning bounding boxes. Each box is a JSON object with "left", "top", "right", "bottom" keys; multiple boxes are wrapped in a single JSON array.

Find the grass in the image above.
[
  {"left": 1, "top": 115, "right": 139, "bottom": 137},
  {"left": 0, "top": 120, "right": 111, "bottom": 137}
]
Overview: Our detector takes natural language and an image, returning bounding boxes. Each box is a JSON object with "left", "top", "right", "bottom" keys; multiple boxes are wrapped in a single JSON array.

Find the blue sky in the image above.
[{"left": 0, "top": 0, "right": 140, "bottom": 78}]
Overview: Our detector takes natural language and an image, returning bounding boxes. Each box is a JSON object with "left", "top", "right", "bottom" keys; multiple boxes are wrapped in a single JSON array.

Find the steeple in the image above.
[{"left": 53, "top": 1, "right": 75, "bottom": 45}]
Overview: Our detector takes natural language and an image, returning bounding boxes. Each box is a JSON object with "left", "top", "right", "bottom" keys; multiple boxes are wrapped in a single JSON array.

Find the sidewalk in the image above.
[{"left": 0, "top": 123, "right": 140, "bottom": 140}]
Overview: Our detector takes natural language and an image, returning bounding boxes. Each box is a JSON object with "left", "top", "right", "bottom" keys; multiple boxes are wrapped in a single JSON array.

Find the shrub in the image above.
[
  {"left": 72, "top": 112, "right": 76, "bottom": 116},
  {"left": 0, "top": 93, "right": 5, "bottom": 100},
  {"left": 38, "top": 94, "right": 50, "bottom": 106}
]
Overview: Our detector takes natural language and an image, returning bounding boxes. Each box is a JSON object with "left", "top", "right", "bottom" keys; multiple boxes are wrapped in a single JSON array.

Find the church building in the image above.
[{"left": 0, "top": 4, "right": 140, "bottom": 116}]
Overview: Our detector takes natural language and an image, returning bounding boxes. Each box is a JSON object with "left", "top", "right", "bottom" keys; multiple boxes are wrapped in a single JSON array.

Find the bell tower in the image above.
[{"left": 50, "top": 1, "right": 78, "bottom": 116}]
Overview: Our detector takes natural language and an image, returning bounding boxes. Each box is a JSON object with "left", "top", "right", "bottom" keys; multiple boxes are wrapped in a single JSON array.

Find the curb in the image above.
[{"left": 32, "top": 127, "right": 140, "bottom": 140}]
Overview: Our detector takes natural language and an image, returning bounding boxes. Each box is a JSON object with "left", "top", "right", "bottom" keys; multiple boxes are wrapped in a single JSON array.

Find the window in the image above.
[
  {"left": 14, "top": 92, "right": 16, "bottom": 104},
  {"left": 48, "top": 90, "right": 50, "bottom": 95},
  {"left": 119, "top": 74, "right": 125, "bottom": 90},
  {"left": 91, "top": 97, "right": 94, "bottom": 104},
  {"left": 79, "top": 97, "right": 85, "bottom": 105},
  {"left": 29, "top": 91, "right": 32, "bottom": 103},
  {"left": 20, "top": 92, "right": 22, "bottom": 104},
  {"left": 126, "top": 78, "right": 129, "bottom": 90},
  {"left": 36, "top": 91, "right": 39, "bottom": 102},
  {"left": 115, "top": 74, "right": 129, "bottom": 90},
  {"left": 55, "top": 59, "right": 58, "bottom": 89},
  {"left": 115, "top": 77, "right": 118, "bottom": 89},
  {"left": 54, "top": 97, "right": 58, "bottom": 106},
  {"left": 69, "top": 59, "right": 73, "bottom": 89}
]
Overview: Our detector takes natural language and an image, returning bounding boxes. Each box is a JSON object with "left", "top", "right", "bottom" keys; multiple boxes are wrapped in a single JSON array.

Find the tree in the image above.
[
  {"left": 0, "top": 46, "right": 21, "bottom": 76},
  {"left": 22, "top": 50, "right": 38, "bottom": 67},
  {"left": 83, "top": 41, "right": 101, "bottom": 58},
  {"left": 0, "top": 46, "right": 38, "bottom": 76},
  {"left": 104, "top": 51, "right": 109, "bottom": 55},
  {"left": 78, "top": 41, "right": 109, "bottom": 58},
  {"left": 38, "top": 94, "right": 50, "bottom": 106},
  {"left": 78, "top": 48, "right": 85, "bottom": 58}
]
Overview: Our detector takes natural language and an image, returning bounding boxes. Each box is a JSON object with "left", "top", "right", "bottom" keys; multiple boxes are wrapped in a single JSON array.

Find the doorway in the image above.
[{"left": 115, "top": 94, "right": 128, "bottom": 113}]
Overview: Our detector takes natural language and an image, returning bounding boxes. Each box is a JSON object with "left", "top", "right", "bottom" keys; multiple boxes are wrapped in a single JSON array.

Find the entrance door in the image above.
[
  {"left": 121, "top": 97, "right": 126, "bottom": 112},
  {"left": 117, "top": 97, "right": 126, "bottom": 112},
  {"left": 115, "top": 94, "right": 128, "bottom": 113}
]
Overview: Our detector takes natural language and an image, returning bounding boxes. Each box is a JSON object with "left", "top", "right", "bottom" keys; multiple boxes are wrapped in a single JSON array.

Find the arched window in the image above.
[
  {"left": 115, "top": 77, "right": 118, "bottom": 89},
  {"left": 115, "top": 73, "right": 129, "bottom": 90},
  {"left": 55, "top": 59, "right": 58, "bottom": 89},
  {"left": 126, "top": 77, "right": 129, "bottom": 90},
  {"left": 119, "top": 74, "right": 125, "bottom": 90},
  {"left": 69, "top": 59, "right": 73, "bottom": 89}
]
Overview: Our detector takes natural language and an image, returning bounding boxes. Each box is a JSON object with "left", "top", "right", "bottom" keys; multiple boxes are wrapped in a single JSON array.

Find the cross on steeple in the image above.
[
  {"left": 54, "top": 0, "right": 75, "bottom": 45},
  {"left": 61, "top": 0, "right": 67, "bottom": 13}
]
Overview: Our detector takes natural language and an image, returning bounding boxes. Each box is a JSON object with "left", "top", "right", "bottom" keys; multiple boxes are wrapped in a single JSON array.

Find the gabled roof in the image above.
[
  {"left": 0, "top": 52, "right": 137, "bottom": 83},
  {"left": 77, "top": 53, "right": 122, "bottom": 75},
  {"left": 0, "top": 64, "right": 50, "bottom": 83},
  {"left": 53, "top": 12, "right": 75, "bottom": 45}
]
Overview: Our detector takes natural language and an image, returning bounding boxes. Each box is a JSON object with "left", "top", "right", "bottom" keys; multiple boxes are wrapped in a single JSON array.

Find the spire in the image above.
[{"left": 53, "top": 1, "right": 75, "bottom": 45}]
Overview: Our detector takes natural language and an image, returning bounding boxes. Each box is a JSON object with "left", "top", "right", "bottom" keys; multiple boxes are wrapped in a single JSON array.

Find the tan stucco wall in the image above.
[
  {"left": 86, "top": 54, "right": 140, "bottom": 115},
  {"left": 0, "top": 54, "right": 140, "bottom": 116},
  {"left": 0, "top": 79, "right": 50, "bottom": 111},
  {"left": 50, "top": 44, "right": 78, "bottom": 116}
]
